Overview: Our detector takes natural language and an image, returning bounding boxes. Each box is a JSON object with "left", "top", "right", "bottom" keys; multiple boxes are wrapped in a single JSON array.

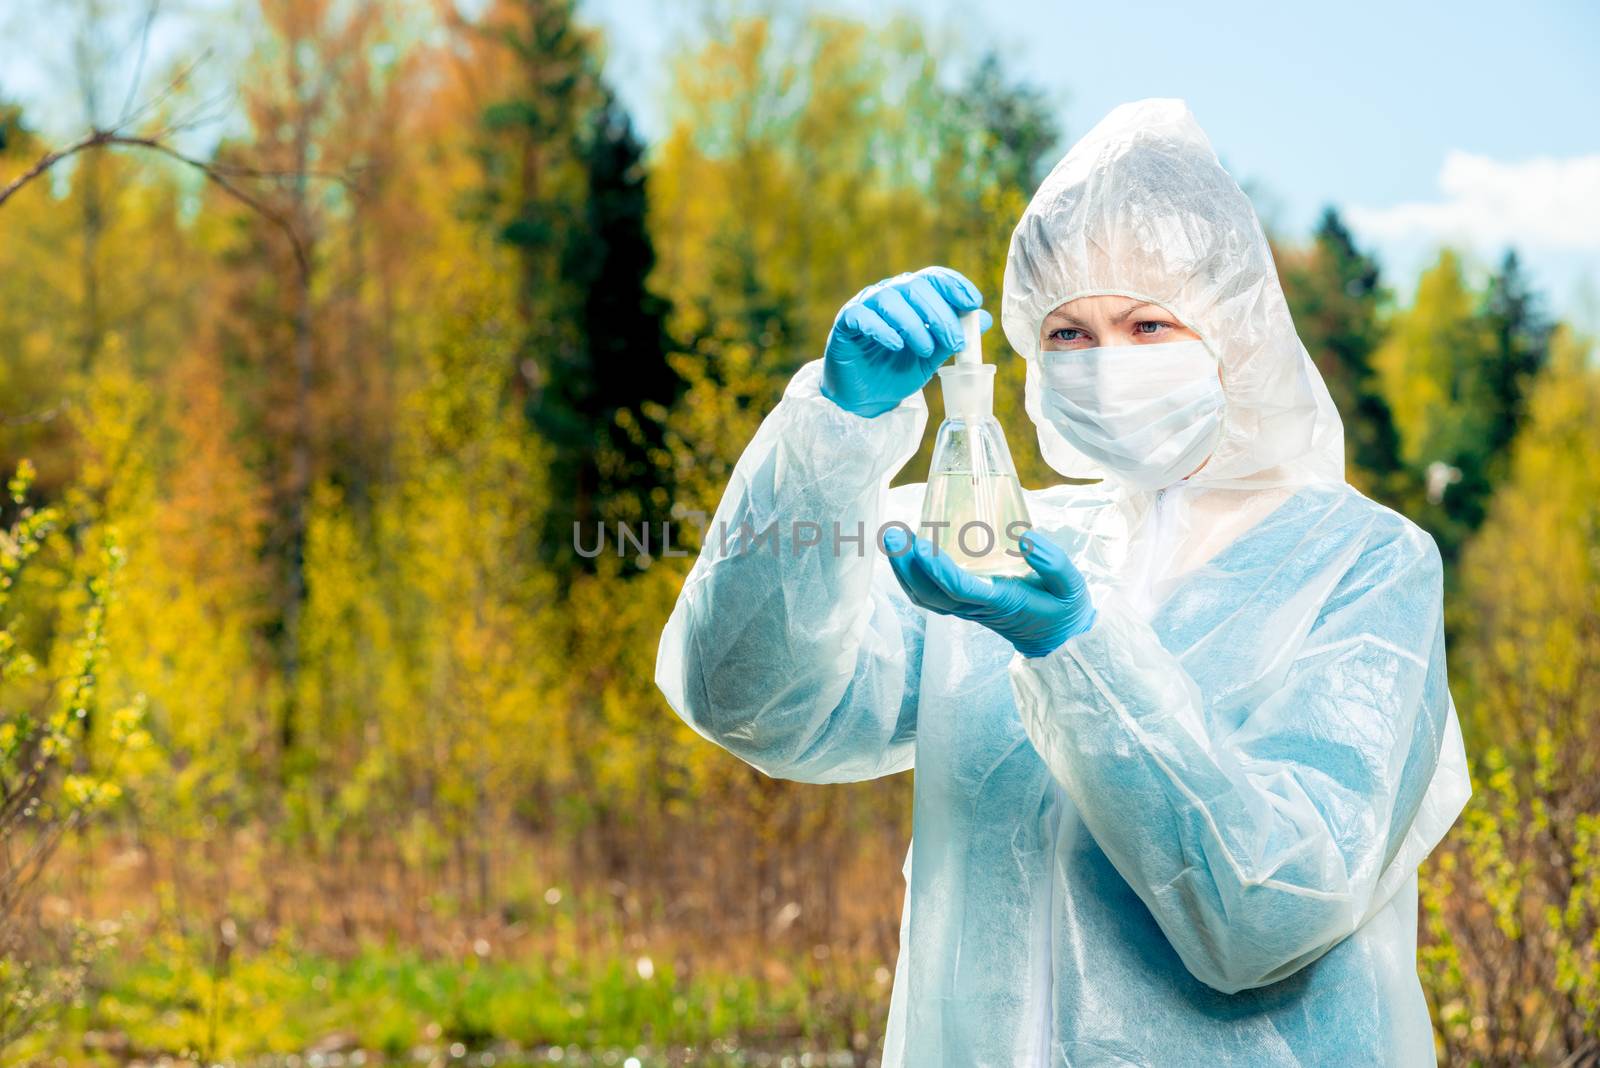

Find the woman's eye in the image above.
[
  {"left": 1049, "top": 327, "right": 1085, "bottom": 342},
  {"left": 1135, "top": 321, "right": 1173, "bottom": 336}
]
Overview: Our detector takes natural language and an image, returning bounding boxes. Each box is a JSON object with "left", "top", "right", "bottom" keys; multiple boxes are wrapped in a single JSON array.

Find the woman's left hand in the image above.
[{"left": 881, "top": 528, "right": 1096, "bottom": 658}]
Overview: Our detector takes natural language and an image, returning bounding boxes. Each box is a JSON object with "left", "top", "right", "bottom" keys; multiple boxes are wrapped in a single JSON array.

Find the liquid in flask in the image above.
[{"left": 918, "top": 311, "right": 1033, "bottom": 576}]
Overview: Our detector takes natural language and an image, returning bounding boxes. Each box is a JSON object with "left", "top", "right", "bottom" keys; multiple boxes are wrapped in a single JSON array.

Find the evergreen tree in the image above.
[
  {"left": 475, "top": 0, "right": 678, "bottom": 571},
  {"left": 0, "top": 101, "right": 33, "bottom": 158},
  {"left": 476, "top": 0, "right": 596, "bottom": 398},
  {"left": 955, "top": 52, "right": 1057, "bottom": 194},
  {"left": 1373, "top": 247, "right": 1555, "bottom": 567},
  {"left": 560, "top": 87, "right": 682, "bottom": 541},
  {"left": 1280, "top": 207, "right": 1403, "bottom": 499},
  {"left": 1481, "top": 249, "right": 1553, "bottom": 464}
]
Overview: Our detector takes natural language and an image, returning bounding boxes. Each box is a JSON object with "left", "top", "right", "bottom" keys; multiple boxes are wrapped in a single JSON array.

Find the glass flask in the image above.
[{"left": 918, "top": 312, "right": 1033, "bottom": 576}]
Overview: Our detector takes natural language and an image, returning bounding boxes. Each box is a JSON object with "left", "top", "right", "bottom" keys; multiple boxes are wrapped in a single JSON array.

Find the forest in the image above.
[{"left": 1, "top": 1, "right": 1597, "bottom": 1065}]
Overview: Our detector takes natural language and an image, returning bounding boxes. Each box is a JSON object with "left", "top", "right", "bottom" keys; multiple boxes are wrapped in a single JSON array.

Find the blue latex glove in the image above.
[
  {"left": 821, "top": 266, "right": 993, "bottom": 417},
  {"left": 881, "top": 528, "right": 1096, "bottom": 658}
]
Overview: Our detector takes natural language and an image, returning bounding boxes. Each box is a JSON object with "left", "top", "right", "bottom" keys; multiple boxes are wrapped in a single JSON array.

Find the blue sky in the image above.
[
  {"left": 5, "top": 0, "right": 1597, "bottom": 323},
  {"left": 580, "top": 0, "right": 1600, "bottom": 324}
]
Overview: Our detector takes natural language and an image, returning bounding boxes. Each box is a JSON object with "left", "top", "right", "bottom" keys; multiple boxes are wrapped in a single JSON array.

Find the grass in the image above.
[{"left": 20, "top": 927, "right": 890, "bottom": 1066}]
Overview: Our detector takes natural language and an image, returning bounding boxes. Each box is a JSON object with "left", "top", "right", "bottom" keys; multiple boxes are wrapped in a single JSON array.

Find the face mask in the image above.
[{"left": 1037, "top": 339, "right": 1224, "bottom": 490}]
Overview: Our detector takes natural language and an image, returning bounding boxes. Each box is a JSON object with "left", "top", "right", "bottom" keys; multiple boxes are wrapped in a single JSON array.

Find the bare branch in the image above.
[
  {"left": 0, "top": 402, "right": 67, "bottom": 428},
  {"left": 117, "top": 0, "right": 162, "bottom": 126},
  {"left": 0, "top": 127, "right": 320, "bottom": 281},
  {"left": 0, "top": 28, "right": 376, "bottom": 291},
  {"left": 0, "top": 133, "right": 95, "bottom": 209},
  {"left": 118, "top": 46, "right": 213, "bottom": 132},
  {"left": 102, "top": 134, "right": 312, "bottom": 278},
  {"left": 208, "top": 155, "right": 359, "bottom": 188}
]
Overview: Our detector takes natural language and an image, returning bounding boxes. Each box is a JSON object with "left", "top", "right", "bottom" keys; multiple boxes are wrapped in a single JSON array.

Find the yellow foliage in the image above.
[
  {"left": 1373, "top": 250, "right": 1497, "bottom": 471},
  {"left": 1454, "top": 326, "right": 1600, "bottom": 759},
  {"left": 1420, "top": 327, "right": 1600, "bottom": 1061}
]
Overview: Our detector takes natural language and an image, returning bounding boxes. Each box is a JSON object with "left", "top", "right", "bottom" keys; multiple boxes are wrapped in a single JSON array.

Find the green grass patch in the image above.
[{"left": 25, "top": 930, "right": 882, "bottom": 1065}]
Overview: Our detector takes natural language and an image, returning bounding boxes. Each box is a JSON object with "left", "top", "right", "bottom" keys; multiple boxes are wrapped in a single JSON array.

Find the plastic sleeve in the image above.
[
  {"left": 655, "top": 360, "right": 927, "bottom": 783},
  {"left": 1009, "top": 526, "right": 1459, "bottom": 992}
]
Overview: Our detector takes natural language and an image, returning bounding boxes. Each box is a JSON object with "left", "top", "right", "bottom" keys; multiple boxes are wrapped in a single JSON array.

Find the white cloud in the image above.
[{"left": 1347, "top": 151, "right": 1600, "bottom": 252}]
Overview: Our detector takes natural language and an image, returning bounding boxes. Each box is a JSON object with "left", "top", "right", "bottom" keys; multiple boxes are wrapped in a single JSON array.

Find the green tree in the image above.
[
  {"left": 468, "top": 0, "right": 683, "bottom": 572},
  {"left": 1481, "top": 249, "right": 1553, "bottom": 466},
  {"left": 1279, "top": 208, "right": 1404, "bottom": 500},
  {"left": 1373, "top": 250, "right": 1500, "bottom": 563},
  {"left": 1373, "top": 247, "right": 1557, "bottom": 569},
  {"left": 470, "top": 0, "right": 606, "bottom": 567},
  {"left": 914, "top": 48, "right": 1059, "bottom": 486},
  {"left": 0, "top": 102, "right": 30, "bottom": 157},
  {"left": 562, "top": 87, "right": 682, "bottom": 543},
  {"left": 949, "top": 51, "right": 1057, "bottom": 195}
]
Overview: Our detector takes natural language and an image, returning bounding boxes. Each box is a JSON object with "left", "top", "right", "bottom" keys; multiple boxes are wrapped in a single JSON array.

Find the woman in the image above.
[{"left": 656, "top": 98, "right": 1469, "bottom": 1066}]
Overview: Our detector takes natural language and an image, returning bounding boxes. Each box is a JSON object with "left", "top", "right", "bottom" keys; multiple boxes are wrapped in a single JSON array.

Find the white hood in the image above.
[{"left": 1001, "top": 98, "right": 1345, "bottom": 490}]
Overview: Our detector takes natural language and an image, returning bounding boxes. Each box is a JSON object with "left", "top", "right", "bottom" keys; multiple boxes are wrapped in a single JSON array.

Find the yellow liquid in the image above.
[{"left": 918, "top": 471, "right": 1032, "bottom": 576}]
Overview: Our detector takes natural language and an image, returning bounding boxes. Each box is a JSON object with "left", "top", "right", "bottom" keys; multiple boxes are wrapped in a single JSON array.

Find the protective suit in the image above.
[{"left": 655, "top": 99, "right": 1469, "bottom": 1066}]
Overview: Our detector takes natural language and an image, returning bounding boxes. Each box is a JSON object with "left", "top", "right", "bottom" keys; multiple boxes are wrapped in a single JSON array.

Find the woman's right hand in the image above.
[{"left": 820, "top": 266, "right": 991, "bottom": 417}]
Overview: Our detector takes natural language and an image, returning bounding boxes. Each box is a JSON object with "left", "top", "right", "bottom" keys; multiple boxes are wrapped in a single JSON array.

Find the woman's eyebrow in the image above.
[
  {"left": 1109, "top": 302, "right": 1157, "bottom": 325},
  {"left": 1044, "top": 310, "right": 1089, "bottom": 327}
]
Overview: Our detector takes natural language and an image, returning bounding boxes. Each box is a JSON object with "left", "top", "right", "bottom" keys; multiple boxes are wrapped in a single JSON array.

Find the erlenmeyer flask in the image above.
[{"left": 919, "top": 313, "right": 1033, "bottom": 576}]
